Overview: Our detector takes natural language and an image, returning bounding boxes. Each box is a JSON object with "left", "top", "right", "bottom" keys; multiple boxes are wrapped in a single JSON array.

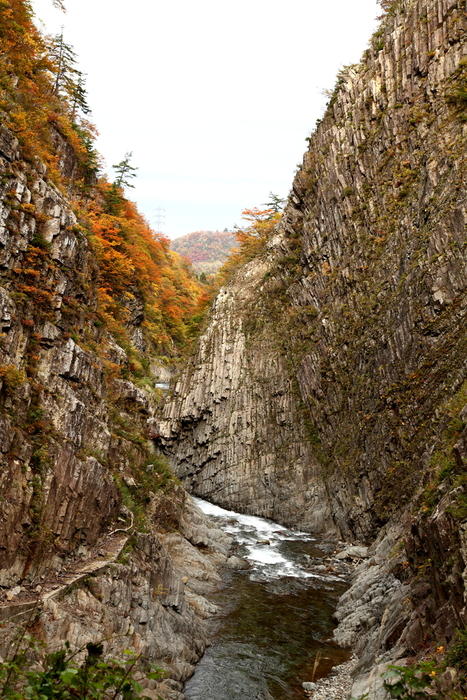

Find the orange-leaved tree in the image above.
[
  {"left": 217, "top": 207, "right": 280, "bottom": 285},
  {"left": 1, "top": 0, "right": 204, "bottom": 361},
  {"left": 0, "top": 0, "right": 98, "bottom": 186},
  {"left": 85, "top": 182, "right": 202, "bottom": 354}
]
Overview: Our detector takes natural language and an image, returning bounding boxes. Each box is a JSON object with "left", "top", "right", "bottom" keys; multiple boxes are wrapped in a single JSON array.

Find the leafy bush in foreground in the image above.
[{"left": 0, "top": 633, "right": 165, "bottom": 700}]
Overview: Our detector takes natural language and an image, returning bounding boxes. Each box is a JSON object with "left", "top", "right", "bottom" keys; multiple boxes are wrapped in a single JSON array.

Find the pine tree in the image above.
[
  {"left": 48, "top": 29, "right": 90, "bottom": 118},
  {"left": 69, "top": 73, "right": 91, "bottom": 118},
  {"left": 49, "top": 28, "right": 78, "bottom": 97},
  {"left": 113, "top": 152, "right": 138, "bottom": 189},
  {"left": 262, "top": 192, "right": 286, "bottom": 214}
]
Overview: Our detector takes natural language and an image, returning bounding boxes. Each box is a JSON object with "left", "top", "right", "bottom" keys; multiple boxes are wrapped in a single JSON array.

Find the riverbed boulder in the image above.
[
  {"left": 225, "top": 555, "right": 250, "bottom": 570},
  {"left": 302, "top": 681, "right": 317, "bottom": 691},
  {"left": 335, "top": 546, "right": 369, "bottom": 560}
]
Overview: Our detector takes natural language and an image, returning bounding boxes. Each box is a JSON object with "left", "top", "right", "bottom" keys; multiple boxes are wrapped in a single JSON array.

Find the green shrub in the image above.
[
  {"left": 0, "top": 365, "right": 26, "bottom": 393},
  {"left": 445, "top": 628, "right": 467, "bottom": 674},
  {"left": 381, "top": 662, "right": 444, "bottom": 699},
  {"left": 353, "top": 657, "right": 467, "bottom": 700},
  {"left": 0, "top": 633, "right": 165, "bottom": 699}
]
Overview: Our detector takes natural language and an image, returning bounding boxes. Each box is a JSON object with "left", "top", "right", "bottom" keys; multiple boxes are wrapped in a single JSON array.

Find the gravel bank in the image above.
[{"left": 303, "top": 656, "right": 358, "bottom": 700}]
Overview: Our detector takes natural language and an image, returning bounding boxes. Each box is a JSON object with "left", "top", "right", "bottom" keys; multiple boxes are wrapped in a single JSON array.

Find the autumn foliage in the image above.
[
  {"left": 217, "top": 208, "right": 280, "bottom": 285},
  {"left": 0, "top": 0, "right": 204, "bottom": 359},
  {"left": 171, "top": 230, "right": 236, "bottom": 265},
  {"left": 1, "top": 0, "right": 284, "bottom": 362},
  {"left": 0, "top": 0, "right": 97, "bottom": 184},
  {"left": 86, "top": 187, "right": 201, "bottom": 351}
]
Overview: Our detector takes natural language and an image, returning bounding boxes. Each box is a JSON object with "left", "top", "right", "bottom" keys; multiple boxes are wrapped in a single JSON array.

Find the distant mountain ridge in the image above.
[{"left": 171, "top": 230, "right": 236, "bottom": 274}]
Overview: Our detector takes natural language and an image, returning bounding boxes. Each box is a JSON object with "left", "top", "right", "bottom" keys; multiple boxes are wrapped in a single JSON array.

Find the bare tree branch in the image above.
[{"left": 51, "top": 0, "right": 66, "bottom": 12}]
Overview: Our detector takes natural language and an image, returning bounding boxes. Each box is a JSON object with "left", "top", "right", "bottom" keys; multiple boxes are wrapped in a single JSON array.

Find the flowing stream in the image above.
[{"left": 185, "top": 497, "right": 350, "bottom": 700}]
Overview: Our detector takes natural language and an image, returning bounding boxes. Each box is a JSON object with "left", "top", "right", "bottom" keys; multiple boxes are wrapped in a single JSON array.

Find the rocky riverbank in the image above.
[
  {"left": 303, "top": 656, "right": 358, "bottom": 700},
  {"left": 0, "top": 495, "right": 237, "bottom": 700},
  {"left": 304, "top": 541, "right": 370, "bottom": 582},
  {"left": 3, "top": 0, "right": 467, "bottom": 697},
  {"left": 300, "top": 542, "right": 373, "bottom": 700},
  {"left": 330, "top": 518, "right": 411, "bottom": 700}
]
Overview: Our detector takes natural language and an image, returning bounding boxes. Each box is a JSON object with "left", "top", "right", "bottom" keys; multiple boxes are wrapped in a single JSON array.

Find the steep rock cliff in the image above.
[
  {"left": 0, "top": 116, "right": 228, "bottom": 697},
  {"left": 158, "top": 0, "right": 467, "bottom": 694},
  {"left": 161, "top": 0, "right": 467, "bottom": 538},
  {"left": 158, "top": 260, "right": 336, "bottom": 535}
]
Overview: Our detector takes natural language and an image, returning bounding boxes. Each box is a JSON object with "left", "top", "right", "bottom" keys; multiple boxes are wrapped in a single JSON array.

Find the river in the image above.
[{"left": 185, "top": 497, "right": 350, "bottom": 700}]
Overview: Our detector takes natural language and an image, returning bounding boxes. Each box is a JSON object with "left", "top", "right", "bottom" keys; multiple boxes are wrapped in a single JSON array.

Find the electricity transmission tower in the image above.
[{"left": 152, "top": 207, "right": 166, "bottom": 235}]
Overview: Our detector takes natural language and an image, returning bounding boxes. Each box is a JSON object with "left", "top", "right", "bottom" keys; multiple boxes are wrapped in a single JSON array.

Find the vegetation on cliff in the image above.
[
  {"left": 0, "top": 4, "right": 222, "bottom": 690},
  {"left": 0, "top": 0, "right": 204, "bottom": 363},
  {"left": 5, "top": 0, "right": 467, "bottom": 695},
  {"left": 217, "top": 207, "right": 280, "bottom": 285},
  {"left": 0, "top": 0, "right": 209, "bottom": 596},
  {"left": 0, "top": 636, "right": 166, "bottom": 700},
  {"left": 0, "top": 0, "right": 95, "bottom": 184},
  {"left": 170, "top": 203, "right": 283, "bottom": 282}
]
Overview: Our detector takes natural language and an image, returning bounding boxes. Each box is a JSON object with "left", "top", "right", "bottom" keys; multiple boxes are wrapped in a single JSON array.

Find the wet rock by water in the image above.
[{"left": 185, "top": 498, "right": 351, "bottom": 700}]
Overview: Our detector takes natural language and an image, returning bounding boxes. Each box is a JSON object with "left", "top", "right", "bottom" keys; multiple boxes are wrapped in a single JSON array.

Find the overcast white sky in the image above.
[{"left": 32, "top": 0, "right": 380, "bottom": 239}]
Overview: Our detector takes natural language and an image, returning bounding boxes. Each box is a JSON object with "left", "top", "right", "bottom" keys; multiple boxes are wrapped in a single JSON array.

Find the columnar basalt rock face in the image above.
[
  {"left": 3, "top": 0, "right": 467, "bottom": 695},
  {"left": 283, "top": 0, "right": 467, "bottom": 541},
  {"left": 160, "top": 0, "right": 467, "bottom": 537},
  {"left": 159, "top": 0, "right": 467, "bottom": 693},
  {"left": 0, "top": 131, "right": 117, "bottom": 583},
  {"left": 158, "top": 259, "right": 337, "bottom": 535},
  {"left": 0, "top": 128, "right": 230, "bottom": 697},
  {"left": 0, "top": 499, "right": 234, "bottom": 699}
]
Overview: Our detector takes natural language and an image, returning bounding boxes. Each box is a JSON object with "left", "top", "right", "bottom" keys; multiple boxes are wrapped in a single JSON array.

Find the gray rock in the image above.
[
  {"left": 184, "top": 590, "right": 220, "bottom": 618},
  {"left": 302, "top": 681, "right": 317, "bottom": 691},
  {"left": 0, "top": 125, "right": 19, "bottom": 161},
  {"left": 336, "top": 546, "right": 369, "bottom": 560},
  {"left": 225, "top": 555, "right": 250, "bottom": 570},
  {"left": 154, "top": 256, "right": 338, "bottom": 538},
  {"left": 1, "top": 0, "right": 467, "bottom": 697}
]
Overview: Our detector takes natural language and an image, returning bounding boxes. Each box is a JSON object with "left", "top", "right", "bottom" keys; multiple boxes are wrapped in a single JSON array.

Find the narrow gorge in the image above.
[
  {"left": 157, "top": 0, "right": 467, "bottom": 694},
  {"left": 1, "top": 0, "right": 467, "bottom": 698}
]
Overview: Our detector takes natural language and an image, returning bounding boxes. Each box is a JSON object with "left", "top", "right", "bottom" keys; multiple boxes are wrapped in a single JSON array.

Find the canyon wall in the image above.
[
  {"left": 158, "top": 0, "right": 467, "bottom": 694},
  {"left": 3, "top": 0, "right": 467, "bottom": 696},
  {"left": 158, "top": 262, "right": 336, "bottom": 535},
  {"left": 0, "top": 124, "right": 234, "bottom": 698},
  {"left": 160, "top": 0, "right": 467, "bottom": 538}
]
